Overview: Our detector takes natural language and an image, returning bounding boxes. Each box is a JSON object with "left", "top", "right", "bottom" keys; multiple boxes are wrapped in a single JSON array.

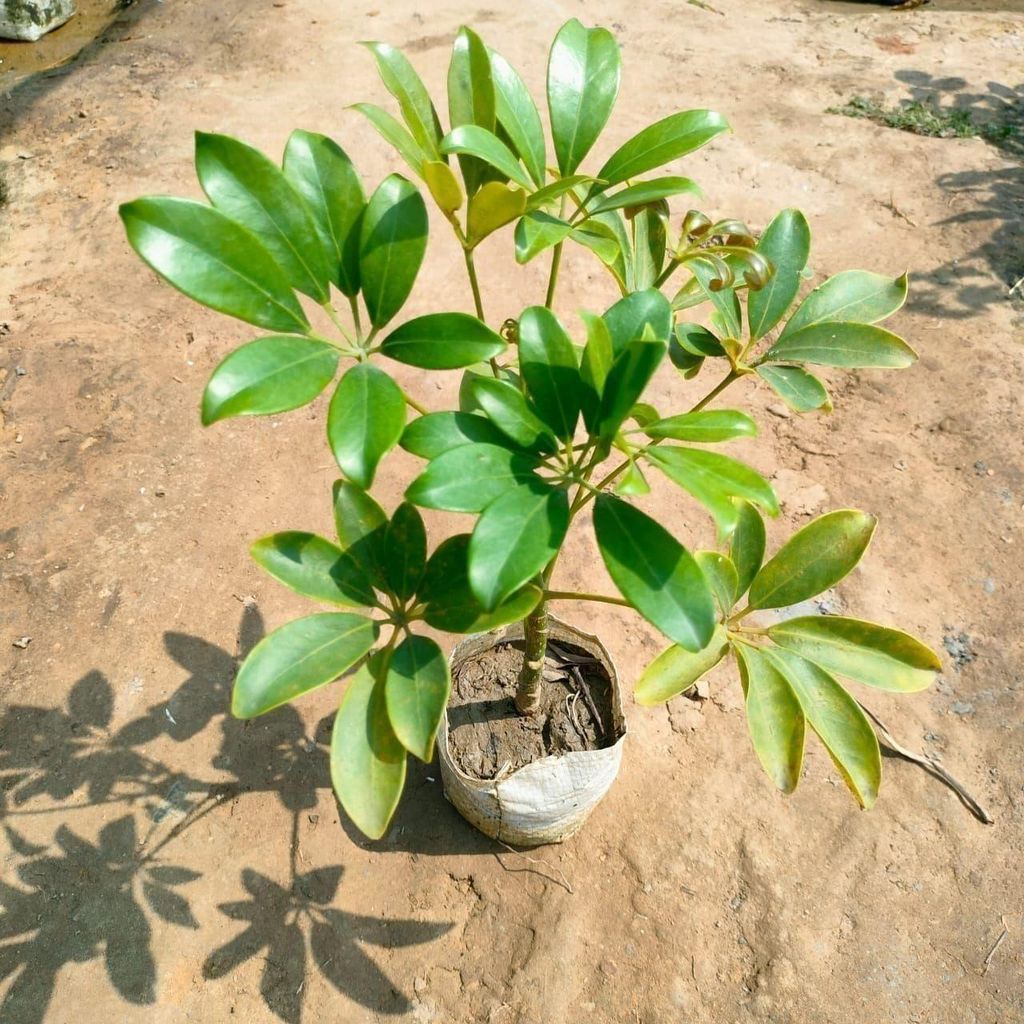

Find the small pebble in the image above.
[
  {"left": 767, "top": 403, "right": 791, "bottom": 419},
  {"left": 14, "top": 434, "right": 23, "bottom": 444},
  {"left": 413, "top": 977, "right": 428, "bottom": 993},
  {"left": 154, "top": 487, "right": 166, "bottom": 497},
  {"left": 894, "top": 460, "right": 907, "bottom": 471},
  {"left": 951, "top": 701, "right": 974, "bottom": 716},
  {"left": 14, "top": 366, "right": 26, "bottom": 376},
  {"left": 12, "top": 636, "right": 31, "bottom": 649}
]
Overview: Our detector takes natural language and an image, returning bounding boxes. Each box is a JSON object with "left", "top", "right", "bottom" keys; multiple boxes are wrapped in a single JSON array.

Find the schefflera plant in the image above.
[{"left": 118, "top": 17, "right": 941, "bottom": 840}]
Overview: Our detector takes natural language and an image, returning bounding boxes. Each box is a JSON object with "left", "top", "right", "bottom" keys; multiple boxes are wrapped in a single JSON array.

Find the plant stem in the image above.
[
  {"left": 516, "top": 600, "right": 549, "bottom": 715},
  {"left": 543, "top": 590, "right": 629, "bottom": 607},
  {"left": 402, "top": 390, "right": 428, "bottom": 416},
  {"left": 463, "top": 246, "right": 501, "bottom": 378},
  {"left": 689, "top": 368, "right": 741, "bottom": 412},
  {"left": 348, "top": 294, "right": 363, "bottom": 339},
  {"left": 544, "top": 242, "right": 563, "bottom": 308},
  {"left": 653, "top": 257, "right": 682, "bottom": 290}
]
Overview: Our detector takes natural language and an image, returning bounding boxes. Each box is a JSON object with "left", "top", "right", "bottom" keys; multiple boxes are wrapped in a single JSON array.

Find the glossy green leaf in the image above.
[
  {"left": 686, "top": 256, "right": 742, "bottom": 340},
  {"left": 747, "top": 510, "right": 876, "bottom": 610},
  {"left": 359, "top": 174, "right": 428, "bottom": 329},
  {"left": 423, "top": 160, "right": 463, "bottom": 214},
  {"left": 585, "top": 211, "right": 631, "bottom": 288},
  {"left": 588, "top": 176, "right": 702, "bottom": 216},
  {"left": 331, "top": 655, "right": 406, "bottom": 839},
  {"left": 646, "top": 447, "right": 778, "bottom": 535},
  {"left": 327, "top": 363, "right": 406, "bottom": 488},
  {"left": 119, "top": 198, "right": 308, "bottom": 333},
  {"left": 234, "top": 612, "right": 379, "bottom": 718},
  {"left": 400, "top": 410, "right": 510, "bottom": 459},
  {"left": 441, "top": 125, "right": 533, "bottom": 191},
  {"left": 730, "top": 499, "right": 766, "bottom": 598},
  {"left": 382, "top": 502, "right": 427, "bottom": 601},
  {"left": 332, "top": 480, "right": 388, "bottom": 585},
  {"left": 547, "top": 19, "right": 620, "bottom": 176},
  {"left": 594, "top": 494, "right": 715, "bottom": 651},
  {"left": 579, "top": 311, "right": 614, "bottom": 432},
  {"left": 615, "top": 460, "right": 650, "bottom": 496},
  {"left": 673, "top": 321, "right": 725, "bottom": 360},
  {"left": 629, "top": 203, "right": 667, "bottom": 291},
  {"left": 695, "top": 551, "right": 739, "bottom": 615},
  {"left": 735, "top": 643, "right": 805, "bottom": 794},
  {"left": 471, "top": 376, "right": 558, "bottom": 453},
  {"left": 420, "top": 535, "right": 542, "bottom": 633},
  {"left": 362, "top": 41, "right": 443, "bottom": 157},
  {"left": 755, "top": 364, "right": 832, "bottom": 413},
  {"left": 766, "top": 649, "right": 880, "bottom": 807},
  {"left": 469, "top": 481, "right": 570, "bottom": 609},
  {"left": 489, "top": 48, "right": 546, "bottom": 186},
  {"left": 194, "top": 132, "right": 330, "bottom": 302},
  {"left": 448, "top": 26, "right": 496, "bottom": 195},
  {"left": 517, "top": 306, "right": 581, "bottom": 439},
  {"left": 514, "top": 211, "right": 573, "bottom": 264},
  {"left": 201, "top": 336, "right": 337, "bottom": 426},
  {"left": 644, "top": 410, "right": 757, "bottom": 443},
  {"left": 779, "top": 270, "right": 909, "bottom": 340},
  {"left": 570, "top": 224, "right": 620, "bottom": 265},
  {"left": 768, "top": 616, "right": 940, "bottom": 692},
  {"left": 603, "top": 288, "right": 672, "bottom": 356},
  {"left": 596, "top": 109, "right": 729, "bottom": 187},
  {"left": 250, "top": 531, "right": 376, "bottom": 608},
  {"left": 747, "top": 208, "right": 810, "bottom": 341},
  {"left": 350, "top": 102, "right": 430, "bottom": 176},
  {"left": 405, "top": 442, "right": 540, "bottom": 512},
  {"left": 385, "top": 635, "right": 450, "bottom": 761},
  {"left": 596, "top": 336, "right": 666, "bottom": 441},
  {"left": 634, "top": 624, "right": 728, "bottom": 705},
  {"left": 282, "top": 130, "right": 365, "bottom": 297},
  {"left": 466, "top": 181, "right": 528, "bottom": 245},
  {"left": 380, "top": 312, "right": 506, "bottom": 369},
  {"left": 763, "top": 322, "right": 916, "bottom": 368},
  {"left": 459, "top": 363, "right": 521, "bottom": 413}
]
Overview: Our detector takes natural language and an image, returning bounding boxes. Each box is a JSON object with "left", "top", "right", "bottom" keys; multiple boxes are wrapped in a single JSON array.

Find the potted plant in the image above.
[{"left": 119, "top": 19, "right": 940, "bottom": 845}]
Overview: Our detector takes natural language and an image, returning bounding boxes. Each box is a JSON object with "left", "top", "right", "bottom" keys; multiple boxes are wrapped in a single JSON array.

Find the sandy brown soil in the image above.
[{"left": 1, "top": 0, "right": 1023, "bottom": 1021}]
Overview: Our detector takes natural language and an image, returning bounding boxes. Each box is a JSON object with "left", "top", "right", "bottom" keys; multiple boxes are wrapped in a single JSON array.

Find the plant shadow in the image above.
[{"left": 0, "top": 602, "right": 456, "bottom": 1022}]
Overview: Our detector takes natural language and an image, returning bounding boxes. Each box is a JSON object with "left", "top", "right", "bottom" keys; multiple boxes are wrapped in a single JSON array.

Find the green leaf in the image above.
[
  {"left": 470, "top": 377, "right": 558, "bottom": 453},
  {"left": 747, "top": 208, "right": 810, "bottom": 341},
  {"left": 380, "top": 312, "right": 506, "bottom": 369},
  {"left": 629, "top": 203, "right": 668, "bottom": 291},
  {"left": 466, "top": 181, "right": 528, "bottom": 245},
  {"left": 596, "top": 336, "right": 666, "bottom": 442},
  {"left": 763, "top": 322, "right": 916, "bottom": 368},
  {"left": 517, "top": 306, "right": 581, "bottom": 440},
  {"left": 400, "top": 410, "right": 510, "bottom": 459},
  {"left": 570, "top": 224, "right": 621, "bottom": 265},
  {"left": 359, "top": 174, "right": 428, "bottom": 328},
  {"left": 634, "top": 624, "right": 728, "bottom": 705},
  {"left": 489, "top": 48, "right": 546, "bottom": 187},
  {"left": 382, "top": 502, "right": 427, "bottom": 601},
  {"left": 201, "top": 336, "right": 337, "bottom": 426},
  {"left": 696, "top": 551, "right": 739, "bottom": 615},
  {"left": 585, "top": 211, "right": 631, "bottom": 288},
  {"left": 686, "top": 256, "right": 742, "bottom": 340},
  {"left": 282, "top": 130, "right": 365, "bottom": 297},
  {"left": 420, "top": 535, "right": 542, "bottom": 633},
  {"left": 673, "top": 321, "right": 725, "bottom": 360},
  {"left": 194, "top": 132, "right": 330, "bottom": 302},
  {"left": 332, "top": 480, "right": 388, "bottom": 586},
  {"left": 755, "top": 365, "right": 832, "bottom": 413},
  {"left": 405, "top": 442, "right": 540, "bottom": 513},
  {"left": 469, "top": 481, "right": 570, "bottom": 609},
  {"left": 233, "top": 612, "right": 379, "bottom": 718},
  {"left": 579, "top": 311, "right": 614, "bottom": 432},
  {"left": 730, "top": 499, "right": 766, "bottom": 598},
  {"left": 361, "top": 41, "right": 443, "bottom": 157},
  {"left": 331, "top": 655, "right": 406, "bottom": 839},
  {"left": 448, "top": 26, "right": 496, "bottom": 195},
  {"left": 615, "top": 460, "right": 650, "bottom": 496},
  {"left": 327, "top": 363, "right": 406, "bottom": 489},
  {"left": 596, "top": 109, "right": 729, "bottom": 187},
  {"left": 119, "top": 198, "right": 308, "bottom": 333},
  {"left": 588, "top": 176, "right": 702, "bottom": 215},
  {"left": 594, "top": 494, "right": 715, "bottom": 651},
  {"left": 422, "top": 160, "right": 463, "bottom": 214},
  {"left": 350, "top": 102, "right": 430, "bottom": 177},
  {"left": 747, "top": 510, "right": 877, "bottom": 610},
  {"left": 602, "top": 288, "right": 672, "bottom": 357},
  {"left": 645, "top": 447, "right": 778, "bottom": 536},
  {"left": 766, "top": 649, "right": 880, "bottom": 807},
  {"left": 644, "top": 410, "right": 757, "bottom": 443},
  {"left": 385, "top": 634, "right": 450, "bottom": 761},
  {"left": 251, "top": 531, "right": 375, "bottom": 608},
  {"left": 768, "top": 616, "right": 940, "bottom": 692},
  {"left": 526, "top": 174, "right": 597, "bottom": 212},
  {"left": 441, "top": 125, "right": 533, "bottom": 191},
  {"left": 780, "top": 270, "right": 909, "bottom": 340},
  {"left": 734, "top": 643, "right": 805, "bottom": 794},
  {"left": 514, "top": 211, "right": 573, "bottom": 264},
  {"left": 547, "top": 18, "right": 621, "bottom": 175}
]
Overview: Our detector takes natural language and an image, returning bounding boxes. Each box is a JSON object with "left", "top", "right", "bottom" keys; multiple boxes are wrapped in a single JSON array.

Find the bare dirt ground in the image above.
[{"left": 1, "top": 1, "right": 1023, "bottom": 1021}]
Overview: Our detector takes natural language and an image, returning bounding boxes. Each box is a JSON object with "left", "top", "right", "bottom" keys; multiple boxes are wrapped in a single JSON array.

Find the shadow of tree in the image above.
[{"left": 0, "top": 602, "right": 456, "bottom": 1022}]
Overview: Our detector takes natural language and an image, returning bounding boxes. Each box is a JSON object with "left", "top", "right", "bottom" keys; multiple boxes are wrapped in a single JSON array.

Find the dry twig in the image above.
[
  {"left": 982, "top": 917, "right": 1009, "bottom": 974},
  {"left": 495, "top": 840, "right": 574, "bottom": 894}
]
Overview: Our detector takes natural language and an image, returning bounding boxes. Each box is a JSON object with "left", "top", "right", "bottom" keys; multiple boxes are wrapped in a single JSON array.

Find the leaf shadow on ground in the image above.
[{"left": 0, "top": 602, "right": 455, "bottom": 1023}]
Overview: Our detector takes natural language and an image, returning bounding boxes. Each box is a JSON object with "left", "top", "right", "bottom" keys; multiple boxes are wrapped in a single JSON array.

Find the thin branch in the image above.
[{"left": 543, "top": 589, "right": 630, "bottom": 607}]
